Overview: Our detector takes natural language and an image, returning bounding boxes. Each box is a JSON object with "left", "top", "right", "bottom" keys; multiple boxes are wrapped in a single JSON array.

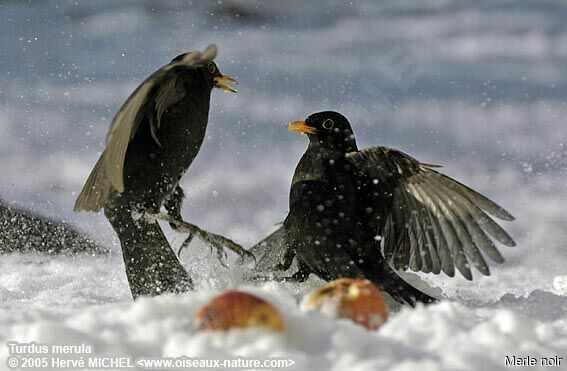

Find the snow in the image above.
[
  {"left": 1, "top": 0, "right": 567, "bottom": 370},
  {"left": 553, "top": 276, "right": 567, "bottom": 296}
]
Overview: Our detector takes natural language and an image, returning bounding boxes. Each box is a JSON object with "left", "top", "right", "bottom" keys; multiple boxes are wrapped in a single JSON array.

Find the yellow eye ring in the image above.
[
  {"left": 207, "top": 62, "right": 216, "bottom": 73},
  {"left": 322, "top": 119, "right": 334, "bottom": 129}
]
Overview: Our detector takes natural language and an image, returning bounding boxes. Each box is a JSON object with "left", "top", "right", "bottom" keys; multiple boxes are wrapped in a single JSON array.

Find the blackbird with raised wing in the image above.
[
  {"left": 74, "top": 45, "right": 247, "bottom": 298},
  {"left": 252, "top": 111, "right": 516, "bottom": 306}
]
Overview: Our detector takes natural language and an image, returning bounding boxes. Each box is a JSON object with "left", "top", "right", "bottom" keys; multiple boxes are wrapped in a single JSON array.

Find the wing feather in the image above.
[
  {"left": 405, "top": 182, "right": 440, "bottom": 273},
  {"left": 409, "top": 183, "right": 455, "bottom": 276},
  {"left": 430, "top": 171, "right": 515, "bottom": 221},
  {"left": 398, "top": 185, "right": 426, "bottom": 272},
  {"left": 401, "top": 183, "right": 436, "bottom": 273},
  {"left": 73, "top": 152, "right": 111, "bottom": 212},
  {"left": 104, "top": 82, "right": 152, "bottom": 192},
  {"left": 425, "top": 182, "right": 489, "bottom": 276},
  {"left": 347, "top": 146, "right": 515, "bottom": 279},
  {"left": 432, "top": 178, "right": 506, "bottom": 263},
  {"left": 75, "top": 45, "right": 217, "bottom": 211}
]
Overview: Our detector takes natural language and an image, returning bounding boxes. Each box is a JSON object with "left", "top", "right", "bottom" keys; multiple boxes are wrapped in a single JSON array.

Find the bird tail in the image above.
[
  {"left": 105, "top": 207, "right": 193, "bottom": 298},
  {"left": 249, "top": 226, "right": 291, "bottom": 272},
  {"left": 74, "top": 152, "right": 111, "bottom": 212},
  {"left": 368, "top": 265, "right": 438, "bottom": 307},
  {"left": 384, "top": 279, "right": 438, "bottom": 307}
]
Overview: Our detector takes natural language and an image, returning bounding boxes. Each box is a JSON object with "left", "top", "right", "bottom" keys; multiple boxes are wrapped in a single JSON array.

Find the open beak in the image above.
[
  {"left": 287, "top": 121, "right": 316, "bottom": 135},
  {"left": 214, "top": 75, "right": 238, "bottom": 93}
]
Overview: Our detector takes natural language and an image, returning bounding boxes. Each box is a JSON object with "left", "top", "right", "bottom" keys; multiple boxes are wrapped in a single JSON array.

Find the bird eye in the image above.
[
  {"left": 322, "top": 119, "right": 334, "bottom": 129},
  {"left": 207, "top": 62, "right": 216, "bottom": 74}
]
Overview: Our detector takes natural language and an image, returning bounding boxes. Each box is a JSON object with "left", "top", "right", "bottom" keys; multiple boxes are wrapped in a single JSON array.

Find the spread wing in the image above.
[
  {"left": 74, "top": 45, "right": 217, "bottom": 212},
  {"left": 346, "top": 146, "right": 516, "bottom": 280}
]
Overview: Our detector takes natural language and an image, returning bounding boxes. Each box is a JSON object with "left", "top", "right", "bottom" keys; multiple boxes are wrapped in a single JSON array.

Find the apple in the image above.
[
  {"left": 300, "top": 278, "right": 388, "bottom": 330},
  {"left": 193, "top": 290, "right": 284, "bottom": 332}
]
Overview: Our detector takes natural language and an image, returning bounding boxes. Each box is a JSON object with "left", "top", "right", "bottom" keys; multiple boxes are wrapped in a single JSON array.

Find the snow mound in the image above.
[
  {"left": 1, "top": 281, "right": 566, "bottom": 371},
  {"left": 553, "top": 276, "right": 567, "bottom": 295}
]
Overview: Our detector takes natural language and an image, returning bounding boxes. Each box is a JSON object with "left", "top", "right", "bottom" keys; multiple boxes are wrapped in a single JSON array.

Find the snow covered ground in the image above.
[{"left": 1, "top": 0, "right": 566, "bottom": 370}]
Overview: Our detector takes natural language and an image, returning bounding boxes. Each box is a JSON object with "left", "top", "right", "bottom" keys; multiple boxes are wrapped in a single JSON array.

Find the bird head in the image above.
[
  {"left": 169, "top": 44, "right": 238, "bottom": 93},
  {"left": 208, "top": 61, "right": 238, "bottom": 93},
  {"left": 287, "top": 111, "right": 358, "bottom": 152}
]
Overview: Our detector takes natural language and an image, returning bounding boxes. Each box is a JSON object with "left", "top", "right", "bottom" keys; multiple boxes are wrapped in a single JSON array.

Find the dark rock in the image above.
[{"left": 0, "top": 199, "right": 107, "bottom": 255}]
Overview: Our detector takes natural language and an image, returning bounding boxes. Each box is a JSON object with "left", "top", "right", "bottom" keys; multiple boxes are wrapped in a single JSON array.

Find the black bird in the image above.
[
  {"left": 252, "top": 111, "right": 516, "bottom": 306},
  {"left": 74, "top": 45, "right": 244, "bottom": 298}
]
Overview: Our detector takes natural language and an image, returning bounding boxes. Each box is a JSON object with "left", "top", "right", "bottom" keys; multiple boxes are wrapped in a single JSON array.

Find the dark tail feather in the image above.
[
  {"left": 385, "top": 279, "right": 438, "bottom": 307},
  {"left": 105, "top": 208, "right": 193, "bottom": 299},
  {"left": 249, "top": 226, "right": 291, "bottom": 272},
  {"left": 368, "top": 266, "right": 438, "bottom": 307}
]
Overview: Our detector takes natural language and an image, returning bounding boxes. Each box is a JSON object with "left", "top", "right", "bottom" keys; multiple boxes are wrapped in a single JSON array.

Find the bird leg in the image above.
[
  {"left": 153, "top": 212, "right": 256, "bottom": 266},
  {"left": 163, "top": 185, "right": 186, "bottom": 230},
  {"left": 163, "top": 186, "right": 196, "bottom": 256}
]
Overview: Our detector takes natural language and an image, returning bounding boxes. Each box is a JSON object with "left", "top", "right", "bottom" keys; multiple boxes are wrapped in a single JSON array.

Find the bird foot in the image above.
[
  {"left": 176, "top": 233, "right": 195, "bottom": 257},
  {"left": 154, "top": 213, "right": 256, "bottom": 267}
]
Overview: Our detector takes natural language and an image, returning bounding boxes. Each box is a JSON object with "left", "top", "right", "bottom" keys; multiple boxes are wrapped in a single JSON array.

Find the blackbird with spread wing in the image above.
[{"left": 252, "top": 111, "right": 516, "bottom": 306}]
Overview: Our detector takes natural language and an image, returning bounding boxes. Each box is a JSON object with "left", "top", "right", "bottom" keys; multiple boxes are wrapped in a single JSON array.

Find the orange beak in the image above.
[
  {"left": 214, "top": 75, "right": 238, "bottom": 93},
  {"left": 287, "top": 121, "right": 316, "bottom": 134}
]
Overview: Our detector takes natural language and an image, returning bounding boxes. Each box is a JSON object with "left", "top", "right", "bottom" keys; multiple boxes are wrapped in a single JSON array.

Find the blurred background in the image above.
[{"left": 1, "top": 0, "right": 566, "bottom": 294}]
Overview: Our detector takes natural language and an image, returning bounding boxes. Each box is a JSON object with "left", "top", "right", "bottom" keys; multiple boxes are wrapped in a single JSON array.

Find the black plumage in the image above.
[
  {"left": 74, "top": 45, "right": 238, "bottom": 298},
  {"left": 253, "top": 111, "right": 515, "bottom": 306}
]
